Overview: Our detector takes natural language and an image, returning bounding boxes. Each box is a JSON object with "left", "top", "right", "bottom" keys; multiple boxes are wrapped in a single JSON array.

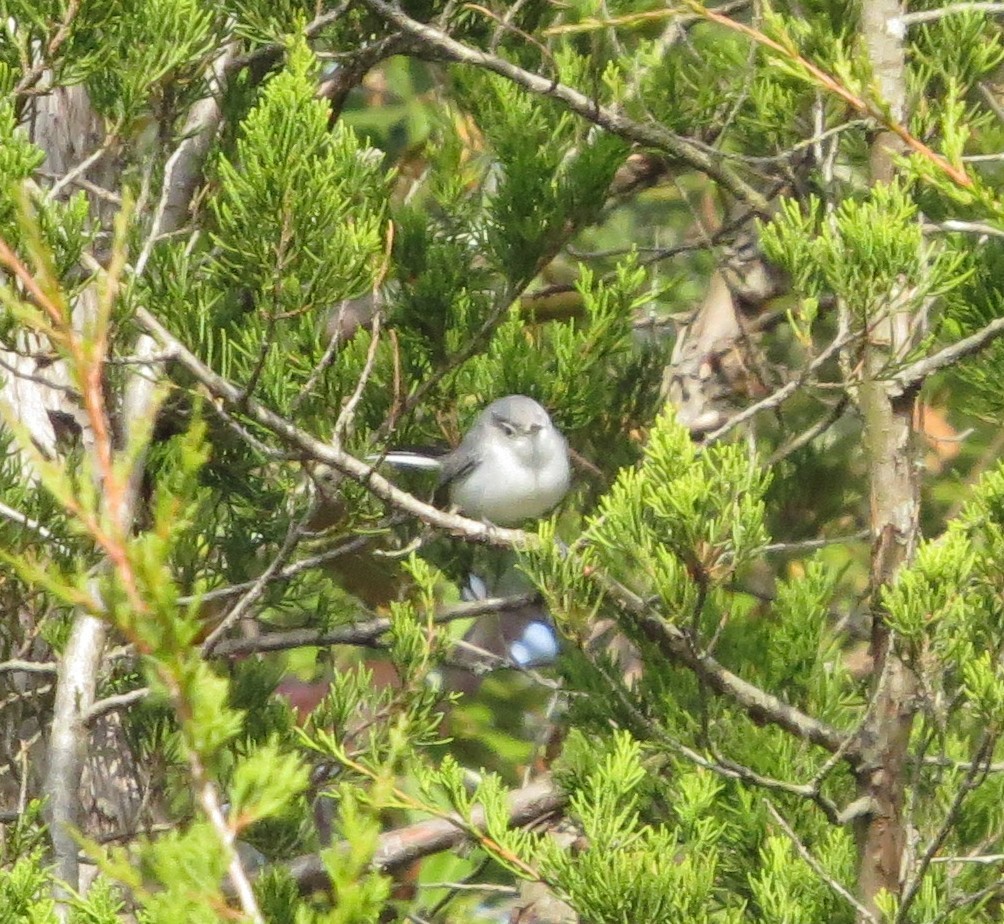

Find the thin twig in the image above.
[
  {"left": 225, "top": 3, "right": 352, "bottom": 72},
  {"left": 890, "top": 2, "right": 1004, "bottom": 30},
  {"left": 896, "top": 733, "right": 997, "bottom": 923},
  {"left": 200, "top": 500, "right": 321, "bottom": 656},
  {"left": 765, "top": 798, "right": 877, "bottom": 922},
  {"left": 767, "top": 396, "right": 851, "bottom": 466},
  {"left": 332, "top": 308, "right": 383, "bottom": 448},
  {"left": 177, "top": 534, "right": 380, "bottom": 605},
  {"left": 211, "top": 593, "right": 538, "bottom": 658},
  {"left": 46, "top": 132, "right": 119, "bottom": 201},
  {"left": 761, "top": 530, "right": 869, "bottom": 553},
  {"left": 689, "top": 1, "right": 971, "bottom": 187},
  {"left": 931, "top": 853, "right": 1004, "bottom": 864},
  {"left": 0, "top": 500, "right": 67, "bottom": 548},
  {"left": 930, "top": 219, "right": 1004, "bottom": 237},
  {"left": 704, "top": 323, "right": 853, "bottom": 443},
  {"left": 692, "top": 743, "right": 842, "bottom": 823},
  {"left": 13, "top": 0, "right": 82, "bottom": 99}
]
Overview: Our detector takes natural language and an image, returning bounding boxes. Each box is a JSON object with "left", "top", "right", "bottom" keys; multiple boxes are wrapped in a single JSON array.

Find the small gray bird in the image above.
[{"left": 380, "top": 395, "right": 571, "bottom": 525}]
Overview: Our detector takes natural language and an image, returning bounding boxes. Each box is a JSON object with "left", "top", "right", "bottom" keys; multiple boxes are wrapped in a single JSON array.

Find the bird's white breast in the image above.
[{"left": 450, "top": 429, "right": 570, "bottom": 525}]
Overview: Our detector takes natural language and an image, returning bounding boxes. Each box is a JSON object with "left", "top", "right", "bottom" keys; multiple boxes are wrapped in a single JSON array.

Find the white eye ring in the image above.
[{"left": 496, "top": 419, "right": 518, "bottom": 437}]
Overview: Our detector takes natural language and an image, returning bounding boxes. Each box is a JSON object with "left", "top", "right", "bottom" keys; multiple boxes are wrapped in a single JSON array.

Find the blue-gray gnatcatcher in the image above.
[{"left": 380, "top": 395, "right": 571, "bottom": 525}]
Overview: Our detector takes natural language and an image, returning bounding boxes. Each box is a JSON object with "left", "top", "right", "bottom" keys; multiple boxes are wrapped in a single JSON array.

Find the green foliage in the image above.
[
  {"left": 577, "top": 408, "right": 770, "bottom": 612},
  {"left": 74, "top": 0, "right": 216, "bottom": 121},
  {"left": 202, "top": 41, "right": 389, "bottom": 415},
  {"left": 0, "top": 103, "right": 45, "bottom": 229},
  {"left": 748, "top": 829, "right": 854, "bottom": 923},
  {"left": 458, "top": 64, "right": 628, "bottom": 283},
  {"left": 760, "top": 183, "right": 968, "bottom": 324},
  {"left": 319, "top": 791, "right": 393, "bottom": 923},
  {"left": 943, "top": 238, "right": 1004, "bottom": 419},
  {"left": 10, "top": 0, "right": 1004, "bottom": 920},
  {"left": 0, "top": 851, "right": 56, "bottom": 924},
  {"left": 910, "top": 10, "right": 1004, "bottom": 91},
  {"left": 882, "top": 460, "right": 1004, "bottom": 728},
  {"left": 223, "top": 0, "right": 315, "bottom": 47},
  {"left": 752, "top": 561, "right": 838, "bottom": 700},
  {"left": 210, "top": 43, "right": 387, "bottom": 318},
  {"left": 0, "top": 805, "right": 129, "bottom": 924},
  {"left": 882, "top": 522, "right": 976, "bottom": 649}
]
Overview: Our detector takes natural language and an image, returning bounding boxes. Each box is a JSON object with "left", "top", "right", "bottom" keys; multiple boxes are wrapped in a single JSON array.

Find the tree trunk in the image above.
[{"left": 855, "top": 0, "right": 920, "bottom": 916}]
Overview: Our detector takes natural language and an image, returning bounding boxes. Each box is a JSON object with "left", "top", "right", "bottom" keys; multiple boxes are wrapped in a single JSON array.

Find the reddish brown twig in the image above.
[
  {"left": 690, "top": 2, "right": 973, "bottom": 188},
  {"left": 0, "top": 234, "right": 146, "bottom": 615}
]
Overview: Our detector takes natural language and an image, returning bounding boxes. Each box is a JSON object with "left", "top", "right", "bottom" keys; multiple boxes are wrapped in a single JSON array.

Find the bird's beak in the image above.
[{"left": 530, "top": 430, "right": 542, "bottom": 469}]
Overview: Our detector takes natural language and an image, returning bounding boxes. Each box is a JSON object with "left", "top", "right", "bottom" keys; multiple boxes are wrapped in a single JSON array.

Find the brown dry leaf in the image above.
[{"left": 914, "top": 403, "right": 961, "bottom": 471}]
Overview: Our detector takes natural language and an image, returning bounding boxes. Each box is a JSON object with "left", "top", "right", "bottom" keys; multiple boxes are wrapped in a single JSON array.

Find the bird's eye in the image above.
[{"left": 497, "top": 419, "right": 517, "bottom": 437}]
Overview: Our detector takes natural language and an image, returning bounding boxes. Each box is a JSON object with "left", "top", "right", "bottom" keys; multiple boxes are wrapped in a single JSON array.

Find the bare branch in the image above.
[
  {"left": 0, "top": 658, "right": 58, "bottom": 676},
  {"left": 888, "top": 316, "right": 1004, "bottom": 396},
  {"left": 85, "top": 688, "right": 150, "bottom": 723},
  {"left": 930, "top": 218, "right": 1004, "bottom": 236},
  {"left": 624, "top": 603, "right": 850, "bottom": 755},
  {"left": 767, "top": 396, "right": 851, "bottom": 465},
  {"left": 189, "top": 748, "right": 263, "bottom": 922},
  {"left": 135, "top": 42, "right": 237, "bottom": 277},
  {"left": 44, "top": 614, "right": 106, "bottom": 915},
  {"left": 279, "top": 778, "right": 565, "bottom": 893},
  {"left": 0, "top": 499, "right": 67, "bottom": 548},
  {"left": 525, "top": 507, "right": 850, "bottom": 759}
]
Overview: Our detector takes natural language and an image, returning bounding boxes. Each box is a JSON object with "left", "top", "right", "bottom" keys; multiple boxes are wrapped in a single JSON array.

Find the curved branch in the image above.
[
  {"left": 135, "top": 42, "right": 237, "bottom": 276},
  {"left": 633, "top": 609, "right": 851, "bottom": 756},
  {"left": 357, "top": 0, "right": 771, "bottom": 214},
  {"left": 134, "top": 306, "right": 530, "bottom": 548}
]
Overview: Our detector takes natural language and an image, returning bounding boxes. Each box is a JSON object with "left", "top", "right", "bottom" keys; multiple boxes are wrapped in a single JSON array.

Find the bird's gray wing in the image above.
[
  {"left": 436, "top": 445, "right": 481, "bottom": 489},
  {"left": 433, "top": 440, "right": 483, "bottom": 509}
]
